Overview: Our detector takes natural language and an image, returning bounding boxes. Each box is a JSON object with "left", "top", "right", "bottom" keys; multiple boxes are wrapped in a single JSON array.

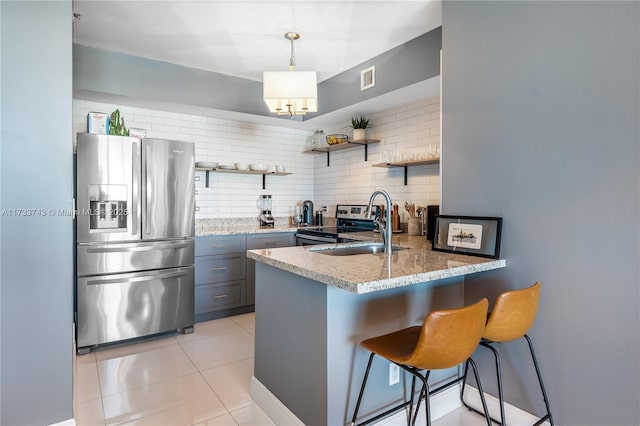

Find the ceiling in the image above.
[{"left": 72, "top": 0, "right": 442, "bottom": 127}]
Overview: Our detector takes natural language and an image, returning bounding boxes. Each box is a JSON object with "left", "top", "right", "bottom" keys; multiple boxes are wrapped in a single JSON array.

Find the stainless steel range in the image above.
[{"left": 295, "top": 204, "right": 376, "bottom": 245}]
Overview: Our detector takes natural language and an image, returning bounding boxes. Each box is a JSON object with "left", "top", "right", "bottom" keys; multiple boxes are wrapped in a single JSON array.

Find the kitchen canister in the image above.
[{"left": 408, "top": 217, "right": 421, "bottom": 236}]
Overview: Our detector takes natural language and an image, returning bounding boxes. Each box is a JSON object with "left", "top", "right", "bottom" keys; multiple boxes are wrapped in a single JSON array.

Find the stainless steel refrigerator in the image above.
[{"left": 75, "top": 133, "right": 195, "bottom": 354}]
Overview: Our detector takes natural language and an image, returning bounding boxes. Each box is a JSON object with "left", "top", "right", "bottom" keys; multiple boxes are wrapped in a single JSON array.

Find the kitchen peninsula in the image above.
[{"left": 247, "top": 235, "right": 505, "bottom": 425}]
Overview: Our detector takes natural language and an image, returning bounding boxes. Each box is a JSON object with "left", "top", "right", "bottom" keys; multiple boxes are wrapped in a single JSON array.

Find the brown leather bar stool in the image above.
[
  {"left": 461, "top": 282, "right": 555, "bottom": 426},
  {"left": 350, "top": 299, "right": 492, "bottom": 426}
]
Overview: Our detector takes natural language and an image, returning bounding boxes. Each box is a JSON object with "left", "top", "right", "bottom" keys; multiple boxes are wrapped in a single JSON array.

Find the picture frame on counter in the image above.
[{"left": 432, "top": 215, "right": 502, "bottom": 259}]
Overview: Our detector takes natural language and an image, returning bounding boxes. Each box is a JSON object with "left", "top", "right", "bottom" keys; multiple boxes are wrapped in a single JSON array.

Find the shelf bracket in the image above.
[
  {"left": 326, "top": 152, "right": 330, "bottom": 167},
  {"left": 205, "top": 170, "right": 210, "bottom": 188},
  {"left": 403, "top": 166, "right": 408, "bottom": 186},
  {"left": 262, "top": 174, "right": 266, "bottom": 190},
  {"left": 364, "top": 144, "right": 368, "bottom": 161}
]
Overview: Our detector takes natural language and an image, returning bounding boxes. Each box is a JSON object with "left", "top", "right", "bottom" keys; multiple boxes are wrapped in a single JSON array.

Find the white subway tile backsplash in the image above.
[
  {"left": 73, "top": 99, "right": 315, "bottom": 220},
  {"left": 73, "top": 96, "right": 440, "bottom": 221},
  {"left": 313, "top": 98, "right": 441, "bottom": 214}
]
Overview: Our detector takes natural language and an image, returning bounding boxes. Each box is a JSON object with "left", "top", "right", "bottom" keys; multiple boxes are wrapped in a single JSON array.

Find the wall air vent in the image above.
[{"left": 360, "top": 66, "right": 375, "bottom": 91}]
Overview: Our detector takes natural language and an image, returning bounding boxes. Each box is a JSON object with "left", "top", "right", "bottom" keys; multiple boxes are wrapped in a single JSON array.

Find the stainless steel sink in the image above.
[{"left": 308, "top": 243, "right": 409, "bottom": 256}]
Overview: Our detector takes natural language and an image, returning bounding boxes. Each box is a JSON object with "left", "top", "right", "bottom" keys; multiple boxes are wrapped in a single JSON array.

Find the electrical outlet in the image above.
[{"left": 389, "top": 363, "right": 400, "bottom": 386}]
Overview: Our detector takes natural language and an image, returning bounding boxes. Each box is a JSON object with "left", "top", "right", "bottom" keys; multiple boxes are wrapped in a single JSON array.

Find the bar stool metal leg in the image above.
[
  {"left": 524, "top": 335, "right": 555, "bottom": 426},
  {"left": 461, "top": 343, "right": 506, "bottom": 425},
  {"left": 461, "top": 339, "right": 555, "bottom": 426},
  {"left": 351, "top": 353, "right": 375, "bottom": 426},
  {"left": 398, "top": 367, "right": 429, "bottom": 426},
  {"left": 467, "top": 358, "right": 492, "bottom": 426},
  {"left": 408, "top": 375, "right": 417, "bottom": 425},
  {"left": 483, "top": 342, "right": 506, "bottom": 425}
]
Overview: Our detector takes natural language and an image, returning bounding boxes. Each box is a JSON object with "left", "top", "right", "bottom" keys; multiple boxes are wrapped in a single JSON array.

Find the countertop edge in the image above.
[{"left": 247, "top": 249, "right": 506, "bottom": 294}]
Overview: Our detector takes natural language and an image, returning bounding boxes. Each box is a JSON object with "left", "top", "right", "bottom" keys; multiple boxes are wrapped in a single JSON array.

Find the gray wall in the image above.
[
  {"left": 74, "top": 44, "right": 268, "bottom": 117},
  {"left": 316, "top": 28, "right": 441, "bottom": 116},
  {"left": 441, "top": 2, "right": 639, "bottom": 425},
  {"left": 1, "top": 1, "right": 74, "bottom": 424}
]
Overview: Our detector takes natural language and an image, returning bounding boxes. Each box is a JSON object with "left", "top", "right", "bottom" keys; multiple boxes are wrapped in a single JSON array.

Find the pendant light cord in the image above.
[{"left": 289, "top": 37, "right": 296, "bottom": 71}]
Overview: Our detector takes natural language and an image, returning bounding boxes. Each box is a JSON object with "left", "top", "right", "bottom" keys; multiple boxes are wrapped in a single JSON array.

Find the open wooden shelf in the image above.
[
  {"left": 304, "top": 138, "right": 380, "bottom": 166},
  {"left": 195, "top": 167, "right": 292, "bottom": 189},
  {"left": 372, "top": 157, "right": 440, "bottom": 185}
]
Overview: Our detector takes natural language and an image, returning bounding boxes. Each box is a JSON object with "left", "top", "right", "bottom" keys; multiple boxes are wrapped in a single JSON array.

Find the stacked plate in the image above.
[{"left": 196, "top": 161, "right": 218, "bottom": 169}]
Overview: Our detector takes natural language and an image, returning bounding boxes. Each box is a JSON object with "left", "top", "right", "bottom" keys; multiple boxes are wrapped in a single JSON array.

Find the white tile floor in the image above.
[{"left": 74, "top": 312, "right": 487, "bottom": 426}]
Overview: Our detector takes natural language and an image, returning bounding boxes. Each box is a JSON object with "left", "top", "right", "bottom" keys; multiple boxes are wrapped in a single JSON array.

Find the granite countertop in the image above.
[
  {"left": 247, "top": 234, "right": 506, "bottom": 294},
  {"left": 195, "top": 217, "right": 301, "bottom": 236},
  {"left": 197, "top": 223, "right": 298, "bottom": 236}
]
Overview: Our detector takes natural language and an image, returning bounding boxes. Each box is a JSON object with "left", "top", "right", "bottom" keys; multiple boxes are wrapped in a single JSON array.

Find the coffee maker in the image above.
[
  {"left": 258, "top": 195, "right": 274, "bottom": 227},
  {"left": 302, "top": 200, "right": 314, "bottom": 226}
]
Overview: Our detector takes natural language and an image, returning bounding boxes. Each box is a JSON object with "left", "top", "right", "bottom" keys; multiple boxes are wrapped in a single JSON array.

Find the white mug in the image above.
[{"left": 276, "top": 165, "right": 286, "bottom": 173}]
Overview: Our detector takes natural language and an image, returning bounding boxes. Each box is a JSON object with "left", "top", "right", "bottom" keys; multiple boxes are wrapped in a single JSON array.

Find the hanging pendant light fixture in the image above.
[{"left": 263, "top": 32, "right": 318, "bottom": 116}]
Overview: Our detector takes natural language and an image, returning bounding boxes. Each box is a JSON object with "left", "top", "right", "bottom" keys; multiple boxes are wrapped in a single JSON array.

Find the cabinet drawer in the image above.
[
  {"left": 195, "top": 281, "right": 245, "bottom": 313},
  {"left": 196, "top": 235, "right": 246, "bottom": 256},
  {"left": 246, "top": 233, "right": 295, "bottom": 250},
  {"left": 195, "top": 255, "right": 245, "bottom": 285}
]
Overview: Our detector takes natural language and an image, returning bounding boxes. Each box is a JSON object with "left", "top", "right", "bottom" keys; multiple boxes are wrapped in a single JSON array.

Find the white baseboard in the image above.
[
  {"left": 250, "top": 376, "right": 305, "bottom": 426},
  {"left": 463, "top": 385, "right": 552, "bottom": 426},
  {"left": 376, "top": 385, "right": 462, "bottom": 426},
  {"left": 250, "top": 375, "right": 462, "bottom": 426},
  {"left": 250, "top": 377, "right": 550, "bottom": 426},
  {"left": 49, "top": 418, "right": 76, "bottom": 426}
]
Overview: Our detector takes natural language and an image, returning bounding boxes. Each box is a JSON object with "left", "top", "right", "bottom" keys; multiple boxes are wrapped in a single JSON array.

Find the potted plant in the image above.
[{"left": 351, "top": 116, "right": 369, "bottom": 140}]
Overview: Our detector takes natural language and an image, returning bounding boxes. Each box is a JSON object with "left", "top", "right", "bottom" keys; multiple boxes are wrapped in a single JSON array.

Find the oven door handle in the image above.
[{"left": 295, "top": 234, "right": 338, "bottom": 244}]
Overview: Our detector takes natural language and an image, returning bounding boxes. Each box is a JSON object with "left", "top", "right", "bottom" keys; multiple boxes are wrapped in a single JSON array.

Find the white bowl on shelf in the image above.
[
  {"left": 249, "top": 163, "right": 269, "bottom": 172},
  {"left": 235, "top": 162, "right": 249, "bottom": 171},
  {"left": 218, "top": 164, "right": 236, "bottom": 170},
  {"left": 196, "top": 161, "right": 218, "bottom": 169}
]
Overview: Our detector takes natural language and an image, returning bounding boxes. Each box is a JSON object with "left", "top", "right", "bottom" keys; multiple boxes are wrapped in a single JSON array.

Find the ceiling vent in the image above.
[{"left": 361, "top": 66, "right": 375, "bottom": 91}]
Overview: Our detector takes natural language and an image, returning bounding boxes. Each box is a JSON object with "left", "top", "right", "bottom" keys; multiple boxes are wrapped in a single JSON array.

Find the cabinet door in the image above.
[
  {"left": 196, "top": 235, "right": 246, "bottom": 256},
  {"left": 195, "top": 254, "right": 246, "bottom": 285},
  {"left": 246, "top": 233, "right": 295, "bottom": 250},
  {"left": 246, "top": 232, "right": 295, "bottom": 304},
  {"left": 195, "top": 281, "right": 245, "bottom": 313}
]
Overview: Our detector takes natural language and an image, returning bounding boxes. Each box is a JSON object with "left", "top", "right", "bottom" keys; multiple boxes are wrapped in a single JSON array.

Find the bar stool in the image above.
[
  {"left": 461, "top": 282, "right": 555, "bottom": 426},
  {"left": 350, "top": 299, "right": 492, "bottom": 426}
]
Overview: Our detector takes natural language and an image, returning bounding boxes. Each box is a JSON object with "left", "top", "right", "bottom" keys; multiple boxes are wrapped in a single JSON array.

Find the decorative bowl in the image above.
[
  {"left": 249, "top": 163, "right": 269, "bottom": 172},
  {"left": 235, "top": 162, "right": 249, "bottom": 171},
  {"left": 326, "top": 134, "right": 348, "bottom": 145}
]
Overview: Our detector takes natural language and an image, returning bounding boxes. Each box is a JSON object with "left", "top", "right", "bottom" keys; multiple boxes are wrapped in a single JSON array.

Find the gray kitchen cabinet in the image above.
[
  {"left": 195, "top": 235, "right": 246, "bottom": 256},
  {"left": 195, "top": 235, "right": 250, "bottom": 322},
  {"left": 246, "top": 233, "right": 296, "bottom": 304},
  {"left": 195, "top": 281, "right": 246, "bottom": 314}
]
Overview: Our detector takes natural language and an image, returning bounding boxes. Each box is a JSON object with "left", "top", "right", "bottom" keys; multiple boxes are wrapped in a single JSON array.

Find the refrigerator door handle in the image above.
[
  {"left": 131, "top": 140, "right": 140, "bottom": 237},
  {"left": 84, "top": 241, "right": 190, "bottom": 254},
  {"left": 145, "top": 144, "right": 151, "bottom": 236},
  {"left": 86, "top": 269, "right": 190, "bottom": 286}
]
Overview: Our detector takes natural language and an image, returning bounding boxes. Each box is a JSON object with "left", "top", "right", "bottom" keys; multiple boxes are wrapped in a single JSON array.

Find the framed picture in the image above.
[{"left": 432, "top": 215, "right": 502, "bottom": 259}]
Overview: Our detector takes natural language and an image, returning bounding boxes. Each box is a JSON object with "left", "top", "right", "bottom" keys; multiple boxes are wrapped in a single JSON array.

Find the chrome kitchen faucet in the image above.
[{"left": 367, "top": 190, "right": 393, "bottom": 254}]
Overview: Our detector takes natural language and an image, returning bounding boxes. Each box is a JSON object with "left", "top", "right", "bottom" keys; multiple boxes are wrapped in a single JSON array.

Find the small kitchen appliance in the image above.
[
  {"left": 315, "top": 206, "right": 327, "bottom": 227},
  {"left": 302, "top": 200, "right": 314, "bottom": 226},
  {"left": 258, "top": 194, "right": 275, "bottom": 227},
  {"left": 426, "top": 205, "right": 440, "bottom": 240},
  {"left": 295, "top": 204, "right": 376, "bottom": 245}
]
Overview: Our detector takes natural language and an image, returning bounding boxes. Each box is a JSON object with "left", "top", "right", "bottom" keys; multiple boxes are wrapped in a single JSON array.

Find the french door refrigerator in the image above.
[{"left": 75, "top": 133, "right": 195, "bottom": 354}]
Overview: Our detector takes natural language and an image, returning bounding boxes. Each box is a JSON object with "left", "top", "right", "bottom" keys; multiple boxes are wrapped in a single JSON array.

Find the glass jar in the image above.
[{"left": 312, "top": 130, "right": 325, "bottom": 148}]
